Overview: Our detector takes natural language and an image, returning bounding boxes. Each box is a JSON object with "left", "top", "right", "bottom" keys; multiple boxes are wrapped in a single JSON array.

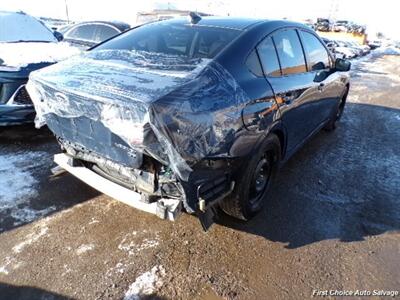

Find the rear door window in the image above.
[
  {"left": 300, "top": 31, "right": 331, "bottom": 71},
  {"left": 257, "top": 37, "right": 281, "bottom": 77},
  {"left": 272, "top": 29, "right": 307, "bottom": 75},
  {"left": 66, "top": 24, "right": 97, "bottom": 41},
  {"left": 246, "top": 49, "right": 263, "bottom": 77},
  {"left": 94, "top": 25, "right": 120, "bottom": 43}
]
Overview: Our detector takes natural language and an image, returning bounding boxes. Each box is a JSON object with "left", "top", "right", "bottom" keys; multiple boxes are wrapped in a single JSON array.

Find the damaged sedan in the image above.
[
  {"left": 0, "top": 11, "right": 78, "bottom": 125},
  {"left": 27, "top": 16, "right": 350, "bottom": 229}
]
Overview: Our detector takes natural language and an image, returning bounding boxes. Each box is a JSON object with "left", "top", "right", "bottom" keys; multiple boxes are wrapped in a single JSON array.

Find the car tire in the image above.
[
  {"left": 220, "top": 134, "right": 281, "bottom": 220},
  {"left": 324, "top": 88, "right": 348, "bottom": 131}
]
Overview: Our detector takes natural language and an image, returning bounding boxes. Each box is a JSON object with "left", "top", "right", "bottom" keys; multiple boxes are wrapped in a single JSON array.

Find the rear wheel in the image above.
[{"left": 220, "top": 134, "right": 281, "bottom": 220}]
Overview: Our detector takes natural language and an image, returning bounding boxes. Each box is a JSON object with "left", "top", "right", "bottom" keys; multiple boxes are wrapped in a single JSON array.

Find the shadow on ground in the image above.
[
  {"left": 217, "top": 103, "right": 400, "bottom": 248},
  {"left": 0, "top": 282, "right": 75, "bottom": 300}
]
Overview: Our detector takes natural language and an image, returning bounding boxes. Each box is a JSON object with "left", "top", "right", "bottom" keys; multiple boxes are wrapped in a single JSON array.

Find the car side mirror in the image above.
[
  {"left": 335, "top": 58, "right": 351, "bottom": 71},
  {"left": 54, "top": 31, "right": 64, "bottom": 42}
]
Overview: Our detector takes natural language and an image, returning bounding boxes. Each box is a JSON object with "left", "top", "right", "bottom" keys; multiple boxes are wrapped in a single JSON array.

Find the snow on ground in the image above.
[
  {"left": 0, "top": 217, "right": 50, "bottom": 275},
  {"left": 0, "top": 151, "right": 55, "bottom": 227},
  {"left": 76, "top": 243, "right": 95, "bottom": 255},
  {"left": 12, "top": 224, "right": 48, "bottom": 254},
  {"left": 123, "top": 265, "right": 166, "bottom": 300},
  {"left": 118, "top": 231, "right": 160, "bottom": 256},
  {"left": 373, "top": 46, "right": 400, "bottom": 57}
]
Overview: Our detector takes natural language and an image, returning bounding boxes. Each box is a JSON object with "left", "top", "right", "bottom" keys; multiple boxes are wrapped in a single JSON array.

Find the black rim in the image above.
[{"left": 249, "top": 156, "right": 272, "bottom": 209}]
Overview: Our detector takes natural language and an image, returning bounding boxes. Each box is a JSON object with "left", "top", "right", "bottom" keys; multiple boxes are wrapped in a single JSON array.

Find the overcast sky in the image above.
[{"left": 1, "top": 0, "right": 398, "bottom": 39}]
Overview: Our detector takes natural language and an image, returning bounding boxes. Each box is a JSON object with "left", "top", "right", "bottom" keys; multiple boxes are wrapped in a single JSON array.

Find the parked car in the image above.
[
  {"left": 335, "top": 40, "right": 361, "bottom": 57},
  {"left": 315, "top": 18, "right": 331, "bottom": 32},
  {"left": 0, "top": 11, "right": 78, "bottom": 125},
  {"left": 347, "top": 40, "right": 370, "bottom": 55},
  {"left": 368, "top": 40, "right": 382, "bottom": 50},
  {"left": 27, "top": 16, "right": 350, "bottom": 229},
  {"left": 321, "top": 37, "right": 337, "bottom": 54},
  {"left": 333, "top": 20, "right": 349, "bottom": 32},
  {"left": 62, "top": 21, "right": 130, "bottom": 49}
]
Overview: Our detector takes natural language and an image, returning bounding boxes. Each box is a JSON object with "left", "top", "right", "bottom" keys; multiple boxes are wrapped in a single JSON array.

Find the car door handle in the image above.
[{"left": 318, "top": 83, "right": 325, "bottom": 92}]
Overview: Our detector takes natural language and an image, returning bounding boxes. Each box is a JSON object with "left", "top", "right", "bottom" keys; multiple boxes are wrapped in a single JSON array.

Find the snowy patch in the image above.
[
  {"left": 0, "top": 256, "right": 15, "bottom": 275},
  {"left": 0, "top": 42, "right": 80, "bottom": 69},
  {"left": 76, "top": 243, "right": 95, "bottom": 255},
  {"left": 0, "top": 265, "right": 8, "bottom": 275},
  {"left": 0, "top": 11, "right": 56, "bottom": 43},
  {"left": 12, "top": 224, "right": 48, "bottom": 253},
  {"left": 118, "top": 231, "right": 160, "bottom": 256},
  {"left": 11, "top": 206, "right": 57, "bottom": 226},
  {"left": 61, "top": 264, "right": 72, "bottom": 277},
  {"left": 124, "top": 265, "right": 166, "bottom": 300},
  {"left": 106, "top": 261, "right": 130, "bottom": 277},
  {"left": 0, "top": 151, "right": 53, "bottom": 228},
  {"left": 373, "top": 46, "right": 400, "bottom": 56},
  {"left": 88, "top": 217, "right": 100, "bottom": 225}
]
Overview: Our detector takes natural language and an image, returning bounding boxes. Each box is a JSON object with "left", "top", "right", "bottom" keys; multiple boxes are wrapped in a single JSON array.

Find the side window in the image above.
[
  {"left": 94, "top": 25, "right": 119, "bottom": 43},
  {"left": 300, "top": 31, "right": 330, "bottom": 71},
  {"left": 65, "top": 24, "right": 96, "bottom": 41},
  {"left": 273, "top": 29, "right": 307, "bottom": 75},
  {"left": 257, "top": 37, "right": 281, "bottom": 77},
  {"left": 246, "top": 49, "right": 263, "bottom": 77}
]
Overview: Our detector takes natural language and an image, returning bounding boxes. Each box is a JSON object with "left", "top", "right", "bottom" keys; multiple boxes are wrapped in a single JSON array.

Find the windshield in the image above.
[
  {"left": 0, "top": 11, "right": 57, "bottom": 43},
  {"left": 94, "top": 21, "right": 240, "bottom": 59}
]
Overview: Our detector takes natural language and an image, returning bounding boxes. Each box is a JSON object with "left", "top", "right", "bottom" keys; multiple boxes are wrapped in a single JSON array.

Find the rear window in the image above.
[{"left": 94, "top": 22, "right": 240, "bottom": 59}]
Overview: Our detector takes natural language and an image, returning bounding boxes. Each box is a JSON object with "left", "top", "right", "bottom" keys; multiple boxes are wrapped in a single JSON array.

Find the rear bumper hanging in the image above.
[{"left": 54, "top": 153, "right": 182, "bottom": 221}]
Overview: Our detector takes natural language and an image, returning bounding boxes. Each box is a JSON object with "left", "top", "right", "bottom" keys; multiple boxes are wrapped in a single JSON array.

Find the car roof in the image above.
[
  {"left": 163, "top": 16, "right": 266, "bottom": 30},
  {"left": 160, "top": 16, "right": 309, "bottom": 32},
  {"left": 72, "top": 21, "right": 130, "bottom": 32}
]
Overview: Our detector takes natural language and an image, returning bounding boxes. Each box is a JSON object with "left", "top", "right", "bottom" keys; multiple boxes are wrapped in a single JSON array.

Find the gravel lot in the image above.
[{"left": 0, "top": 53, "right": 399, "bottom": 300}]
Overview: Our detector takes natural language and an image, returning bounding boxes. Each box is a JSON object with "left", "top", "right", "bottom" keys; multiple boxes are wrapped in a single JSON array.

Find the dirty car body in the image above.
[{"left": 27, "top": 17, "right": 350, "bottom": 227}]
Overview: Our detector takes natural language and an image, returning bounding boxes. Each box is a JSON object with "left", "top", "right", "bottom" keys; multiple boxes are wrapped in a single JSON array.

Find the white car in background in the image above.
[{"left": 0, "top": 11, "right": 79, "bottom": 125}]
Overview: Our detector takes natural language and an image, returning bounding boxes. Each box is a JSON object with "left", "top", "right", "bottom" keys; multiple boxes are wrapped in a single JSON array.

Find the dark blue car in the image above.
[
  {"left": 28, "top": 16, "right": 350, "bottom": 228},
  {"left": 0, "top": 11, "right": 78, "bottom": 125}
]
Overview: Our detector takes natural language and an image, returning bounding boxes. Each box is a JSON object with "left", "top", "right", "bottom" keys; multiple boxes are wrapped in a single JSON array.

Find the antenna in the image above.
[
  {"left": 188, "top": 12, "right": 202, "bottom": 24},
  {"left": 64, "top": 0, "right": 70, "bottom": 23}
]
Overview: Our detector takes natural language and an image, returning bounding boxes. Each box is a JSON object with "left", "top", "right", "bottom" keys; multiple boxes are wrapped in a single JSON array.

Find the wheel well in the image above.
[
  {"left": 271, "top": 129, "right": 285, "bottom": 159},
  {"left": 344, "top": 84, "right": 350, "bottom": 100}
]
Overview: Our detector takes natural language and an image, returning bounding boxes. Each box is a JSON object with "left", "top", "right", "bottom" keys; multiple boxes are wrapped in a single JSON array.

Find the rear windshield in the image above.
[
  {"left": 0, "top": 11, "right": 56, "bottom": 43},
  {"left": 94, "top": 21, "right": 240, "bottom": 59}
]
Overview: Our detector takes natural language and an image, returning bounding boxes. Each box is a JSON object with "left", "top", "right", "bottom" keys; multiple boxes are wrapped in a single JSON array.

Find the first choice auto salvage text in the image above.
[{"left": 312, "top": 289, "right": 399, "bottom": 297}]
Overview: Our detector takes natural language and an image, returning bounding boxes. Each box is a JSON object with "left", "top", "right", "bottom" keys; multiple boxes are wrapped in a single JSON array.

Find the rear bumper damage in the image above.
[
  {"left": 55, "top": 137, "right": 238, "bottom": 229},
  {"left": 54, "top": 153, "right": 182, "bottom": 220}
]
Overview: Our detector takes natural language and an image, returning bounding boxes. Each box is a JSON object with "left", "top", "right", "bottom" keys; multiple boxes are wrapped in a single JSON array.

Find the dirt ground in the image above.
[{"left": 0, "top": 53, "right": 399, "bottom": 300}]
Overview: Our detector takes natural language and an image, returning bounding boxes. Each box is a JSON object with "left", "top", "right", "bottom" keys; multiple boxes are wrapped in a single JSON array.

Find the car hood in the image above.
[
  {"left": 0, "top": 42, "right": 80, "bottom": 70},
  {"left": 27, "top": 49, "right": 249, "bottom": 180}
]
